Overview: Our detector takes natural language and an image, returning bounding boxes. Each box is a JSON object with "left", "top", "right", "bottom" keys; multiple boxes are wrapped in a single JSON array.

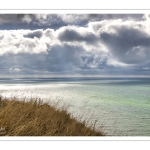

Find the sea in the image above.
[{"left": 0, "top": 77, "right": 150, "bottom": 136}]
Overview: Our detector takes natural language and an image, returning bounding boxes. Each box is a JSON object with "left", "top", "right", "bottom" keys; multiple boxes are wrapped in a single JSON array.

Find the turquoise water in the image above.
[{"left": 0, "top": 77, "right": 150, "bottom": 136}]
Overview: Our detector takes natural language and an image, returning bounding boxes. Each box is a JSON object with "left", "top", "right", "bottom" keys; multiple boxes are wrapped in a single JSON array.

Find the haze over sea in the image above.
[{"left": 0, "top": 77, "right": 150, "bottom": 136}]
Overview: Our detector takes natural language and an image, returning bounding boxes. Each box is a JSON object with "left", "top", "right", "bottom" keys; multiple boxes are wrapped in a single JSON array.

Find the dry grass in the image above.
[{"left": 0, "top": 97, "right": 104, "bottom": 136}]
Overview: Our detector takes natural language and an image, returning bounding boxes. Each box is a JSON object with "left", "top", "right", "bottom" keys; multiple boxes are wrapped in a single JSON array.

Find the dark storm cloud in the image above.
[
  {"left": 57, "top": 26, "right": 98, "bottom": 44},
  {"left": 99, "top": 24, "right": 150, "bottom": 64},
  {"left": 88, "top": 18, "right": 150, "bottom": 65},
  {"left": 23, "top": 30, "right": 43, "bottom": 39}
]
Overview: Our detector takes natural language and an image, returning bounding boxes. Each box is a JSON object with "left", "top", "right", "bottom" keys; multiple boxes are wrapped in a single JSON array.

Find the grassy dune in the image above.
[{"left": 0, "top": 98, "right": 104, "bottom": 136}]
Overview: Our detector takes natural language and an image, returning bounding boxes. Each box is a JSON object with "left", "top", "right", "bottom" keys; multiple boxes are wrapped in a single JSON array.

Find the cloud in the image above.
[
  {"left": 0, "top": 14, "right": 85, "bottom": 26},
  {"left": 88, "top": 19, "right": 150, "bottom": 65},
  {"left": 0, "top": 43, "right": 111, "bottom": 75},
  {"left": 0, "top": 14, "right": 81, "bottom": 28},
  {"left": 1, "top": 14, "right": 150, "bottom": 76},
  {"left": 0, "top": 14, "right": 144, "bottom": 28},
  {"left": 0, "top": 29, "right": 54, "bottom": 55},
  {"left": 56, "top": 26, "right": 98, "bottom": 44},
  {"left": 23, "top": 30, "right": 43, "bottom": 39},
  {"left": 55, "top": 25, "right": 108, "bottom": 53},
  {"left": 55, "top": 18, "right": 150, "bottom": 67}
]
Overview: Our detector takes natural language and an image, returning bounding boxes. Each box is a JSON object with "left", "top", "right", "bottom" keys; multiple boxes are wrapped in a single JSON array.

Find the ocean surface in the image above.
[{"left": 0, "top": 77, "right": 150, "bottom": 136}]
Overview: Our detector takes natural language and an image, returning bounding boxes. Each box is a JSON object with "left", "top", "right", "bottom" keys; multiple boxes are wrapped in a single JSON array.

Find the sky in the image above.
[{"left": 0, "top": 14, "right": 150, "bottom": 77}]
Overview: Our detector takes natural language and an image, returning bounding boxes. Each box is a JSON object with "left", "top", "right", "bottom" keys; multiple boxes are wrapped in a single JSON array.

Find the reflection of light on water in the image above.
[{"left": 0, "top": 85, "right": 27, "bottom": 89}]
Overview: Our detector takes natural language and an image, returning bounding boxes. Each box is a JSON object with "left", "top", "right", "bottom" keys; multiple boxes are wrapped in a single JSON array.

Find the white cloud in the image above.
[
  {"left": 88, "top": 19, "right": 146, "bottom": 36},
  {"left": 0, "top": 29, "right": 55, "bottom": 55}
]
